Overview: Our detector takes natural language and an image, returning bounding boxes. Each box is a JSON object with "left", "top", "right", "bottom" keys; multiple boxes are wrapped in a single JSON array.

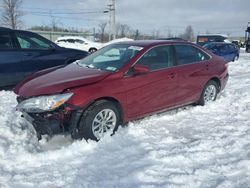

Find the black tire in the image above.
[
  {"left": 197, "top": 80, "right": 219, "bottom": 106},
  {"left": 72, "top": 100, "right": 120, "bottom": 141},
  {"left": 89, "top": 48, "right": 97, "bottom": 53}
]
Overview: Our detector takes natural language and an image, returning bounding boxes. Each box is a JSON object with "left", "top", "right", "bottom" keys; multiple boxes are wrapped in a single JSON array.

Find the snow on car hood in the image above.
[{"left": 14, "top": 63, "right": 111, "bottom": 97}]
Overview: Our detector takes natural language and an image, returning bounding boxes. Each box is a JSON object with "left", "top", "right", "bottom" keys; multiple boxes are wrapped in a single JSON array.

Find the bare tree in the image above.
[
  {"left": 181, "top": 25, "right": 195, "bottom": 41},
  {"left": 1, "top": 0, "right": 24, "bottom": 29},
  {"left": 98, "top": 22, "right": 107, "bottom": 42},
  {"left": 120, "top": 24, "right": 131, "bottom": 37}
]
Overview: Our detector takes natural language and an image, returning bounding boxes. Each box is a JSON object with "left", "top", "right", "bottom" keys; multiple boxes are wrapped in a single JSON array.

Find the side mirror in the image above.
[{"left": 132, "top": 64, "right": 150, "bottom": 75}]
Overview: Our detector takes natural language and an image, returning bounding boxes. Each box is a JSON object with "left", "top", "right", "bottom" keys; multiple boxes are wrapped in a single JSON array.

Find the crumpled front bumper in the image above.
[{"left": 20, "top": 106, "right": 83, "bottom": 140}]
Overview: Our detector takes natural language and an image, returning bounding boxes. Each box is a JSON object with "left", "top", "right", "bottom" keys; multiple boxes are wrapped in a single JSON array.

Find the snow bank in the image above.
[{"left": 0, "top": 53, "right": 250, "bottom": 187}]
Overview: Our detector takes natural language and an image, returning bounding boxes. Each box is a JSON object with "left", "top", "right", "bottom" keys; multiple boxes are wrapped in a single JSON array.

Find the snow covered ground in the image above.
[{"left": 0, "top": 51, "right": 250, "bottom": 188}]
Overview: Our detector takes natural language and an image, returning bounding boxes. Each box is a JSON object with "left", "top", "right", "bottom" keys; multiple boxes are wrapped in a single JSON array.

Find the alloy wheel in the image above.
[
  {"left": 203, "top": 85, "right": 217, "bottom": 103},
  {"left": 92, "top": 109, "right": 117, "bottom": 140}
]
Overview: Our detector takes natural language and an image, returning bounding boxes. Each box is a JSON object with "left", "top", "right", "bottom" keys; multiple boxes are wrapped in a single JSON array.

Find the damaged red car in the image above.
[{"left": 14, "top": 40, "right": 228, "bottom": 140}]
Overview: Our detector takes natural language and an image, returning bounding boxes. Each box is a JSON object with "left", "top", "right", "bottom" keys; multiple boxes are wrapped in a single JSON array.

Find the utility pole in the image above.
[
  {"left": 106, "top": 0, "right": 116, "bottom": 41},
  {"left": 107, "top": 4, "right": 112, "bottom": 41},
  {"left": 112, "top": 0, "right": 116, "bottom": 39}
]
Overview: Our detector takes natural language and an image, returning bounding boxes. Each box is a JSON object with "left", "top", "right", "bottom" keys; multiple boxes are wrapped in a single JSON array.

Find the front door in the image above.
[
  {"left": 123, "top": 45, "right": 178, "bottom": 118},
  {"left": 14, "top": 31, "right": 65, "bottom": 77}
]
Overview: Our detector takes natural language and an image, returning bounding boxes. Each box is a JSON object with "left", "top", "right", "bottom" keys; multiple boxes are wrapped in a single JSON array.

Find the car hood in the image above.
[{"left": 14, "top": 63, "right": 111, "bottom": 97}]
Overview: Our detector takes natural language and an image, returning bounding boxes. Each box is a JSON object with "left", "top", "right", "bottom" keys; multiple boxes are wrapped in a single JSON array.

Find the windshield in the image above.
[{"left": 77, "top": 44, "right": 144, "bottom": 72}]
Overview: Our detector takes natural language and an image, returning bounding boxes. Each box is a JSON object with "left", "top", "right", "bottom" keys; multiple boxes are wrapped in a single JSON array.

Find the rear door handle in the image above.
[
  {"left": 168, "top": 73, "right": 176, "bottom": 79},
  {"left": 206, "top": 64, "right": 209, "bottom": 70}
]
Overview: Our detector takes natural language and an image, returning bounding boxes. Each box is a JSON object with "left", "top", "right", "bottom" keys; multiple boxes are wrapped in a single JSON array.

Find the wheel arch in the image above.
[
  {"left": 209, "top": 77, "right": 221, "bottom": 91},
  {"left": 86, "top": 96, "right": 124, "bottom": 124}
]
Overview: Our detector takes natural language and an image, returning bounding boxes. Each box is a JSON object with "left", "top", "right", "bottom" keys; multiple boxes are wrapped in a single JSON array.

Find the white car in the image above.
[{"left": 55, "top": 36, "right": 103, "bottom": 53}]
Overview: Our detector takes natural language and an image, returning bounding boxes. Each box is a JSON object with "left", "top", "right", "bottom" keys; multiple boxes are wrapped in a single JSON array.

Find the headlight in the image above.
[{"left": 16, "top": 93, "right": 73, "bottom": 113}]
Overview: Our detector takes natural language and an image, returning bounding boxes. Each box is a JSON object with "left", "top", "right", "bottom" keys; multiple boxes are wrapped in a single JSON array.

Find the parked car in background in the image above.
[
  {"left": 0, "top": 27, "right": 89, "bottom": 88},
  {"left": 245, "top": 22, "right": 250, "bottom": 53},
  {"left": 15, "top": 40, "right": 228, "bottom": 141},
  {"left": 55, "top": 36, "right": 103, "bottom": 53},
  {"left": 203, "top": 42, "right": 239, "bottom": 62},
  {"left": 197, "top": 34, "right": 229, "bottom": 46},
  {"left": 232, "top": 40, "right": 244, "bottom": 48}
]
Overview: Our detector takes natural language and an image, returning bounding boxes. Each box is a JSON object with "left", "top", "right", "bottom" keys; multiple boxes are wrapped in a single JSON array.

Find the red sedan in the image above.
[{"left": 14, "top": 40, "right": 229, "bottom": 141}]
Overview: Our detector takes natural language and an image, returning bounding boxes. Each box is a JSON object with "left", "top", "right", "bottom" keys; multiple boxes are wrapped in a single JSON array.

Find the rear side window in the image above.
[
  {"left": 0, "top": 32, "right": 13, "bottom": 49},
  {"left": 175, "top": 45, "right": 210, "bottom": 65},
  {"left": 137, "top": 45, "right": 174, "bottom": 71},
  {"left": 75, "top": 39, "right": 84, "bottom": 44},
  {"left": 16, "top": 32, "right": 51, "bottom": 49}
]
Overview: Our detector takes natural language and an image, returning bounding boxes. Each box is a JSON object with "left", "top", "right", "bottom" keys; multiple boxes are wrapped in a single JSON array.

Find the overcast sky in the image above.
[{"left": 20, "top": 0, "right": 250, "bottom": 37}]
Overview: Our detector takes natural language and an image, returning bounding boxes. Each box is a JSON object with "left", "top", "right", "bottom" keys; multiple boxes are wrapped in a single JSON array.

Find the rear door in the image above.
[
  {"left": 174, "top": 44, "right": 211, "bottom": 105},
  {"left": 14, "top": 31, "right": 66, "bottom": 77},
  {"left": 123, "top": 45, "right": 178, "bottom": 118},
  {"left": 0, "top": 31, "right": 24, "bottom": 87}
]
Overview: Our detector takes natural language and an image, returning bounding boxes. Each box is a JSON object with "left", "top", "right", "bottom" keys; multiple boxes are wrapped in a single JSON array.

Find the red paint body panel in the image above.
[
  {"left": 14, "top": 63, "right": 111, "bottom": 97},
  {"left": 14, "top": 40, "right": 228, "bottom": 124}
]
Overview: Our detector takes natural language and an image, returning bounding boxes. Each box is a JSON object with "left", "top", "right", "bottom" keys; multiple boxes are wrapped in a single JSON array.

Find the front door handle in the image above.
[{"left": 23, "top": 53, "right": 32, "bottom": 56}]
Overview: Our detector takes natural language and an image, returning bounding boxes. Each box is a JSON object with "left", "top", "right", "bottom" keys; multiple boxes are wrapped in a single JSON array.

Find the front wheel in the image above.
[
  {"left": 72, "top": 100, "right": 120, "bottom": 141},
  {"left": 198, "top": 80, "right": 219, "bottom": 106}
]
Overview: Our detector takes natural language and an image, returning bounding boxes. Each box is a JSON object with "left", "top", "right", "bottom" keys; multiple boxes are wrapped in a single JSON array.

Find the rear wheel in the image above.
[
  {"left": 198, "top": 80, "right": 219, "bottom": 106},
  {"left": 72, "top": 100, "right": 120, "bottom": 141}
]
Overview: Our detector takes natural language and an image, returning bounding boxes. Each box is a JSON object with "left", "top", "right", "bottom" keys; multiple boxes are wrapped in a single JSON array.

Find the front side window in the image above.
[
  {"left": 16, "top": 32, "right": 51, "bottom": 49},
  {"left": 175, "top": 45, "right": 209, "bottom": 65},
  {"left": 77, "top": 44, "right": 143, "bottom": 72},
  {"left": 66, "top": 39, "right": 75, "bottom": 43},
  {"left": 0, "top": 32, "right": 13, "bottom": 49},
  {"left": 136, "top": 45, "right": 174, "bottom": 71}
]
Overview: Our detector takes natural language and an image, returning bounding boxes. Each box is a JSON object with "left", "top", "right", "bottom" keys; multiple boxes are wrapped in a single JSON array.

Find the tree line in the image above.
[{"left": 0, "top": 0, "right": 195, "bottom": 42}]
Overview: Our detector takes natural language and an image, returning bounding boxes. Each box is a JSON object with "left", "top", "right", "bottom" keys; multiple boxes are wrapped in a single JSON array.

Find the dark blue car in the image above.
[
  {"left": 203, "top": 42, "right": 239, "bottom": 62},
  {"left": 0, "top": 27, "right": 89, "bottom": 88}
]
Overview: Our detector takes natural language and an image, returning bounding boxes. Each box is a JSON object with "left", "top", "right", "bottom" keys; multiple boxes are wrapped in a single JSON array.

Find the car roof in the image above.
[
  {"left": 57, "top": 36, "right": 89, "bottom": 40},
  {"left": 0, "top": 27, "right": 38, "bottom": 34},
  {"left": 197, "top": 34, "right": 228, "bottom": 38},
  {"left": 205, "top": 42, "right": 233, "bottom": 45},
  {"left": 0, "top": 27, "right": 12, "bottom": 31},
  {"left": 112, "top": 40, "right": 191, "bottom": 47}
]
